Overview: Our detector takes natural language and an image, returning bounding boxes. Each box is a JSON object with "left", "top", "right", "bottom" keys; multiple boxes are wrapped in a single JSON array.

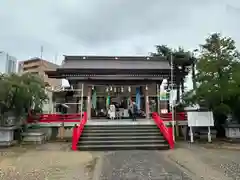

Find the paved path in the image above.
[
  {"left": 97, "top": 144, "right": 240, "bottom": 180},
  {"left": 98, "top": 151, "right": 192, "bottom": 180}
]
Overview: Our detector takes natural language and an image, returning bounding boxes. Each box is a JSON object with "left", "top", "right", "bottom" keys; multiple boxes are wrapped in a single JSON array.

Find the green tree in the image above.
[
  {"left": 150, "top": 45, "right": 194, "bottom": 101},
  {"left": 184, "top": 33, "right": 240, "bottom": 136},
  {"left": 0, "top": 73, "right": 48, "bottom": 126}
]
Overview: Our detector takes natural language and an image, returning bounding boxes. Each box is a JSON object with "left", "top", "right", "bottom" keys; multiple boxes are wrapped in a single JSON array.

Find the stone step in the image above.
[
  {"left": 80, "top": 135, "right": 164, "bottom": 141},
  {"left": 84, "top": 125, "right": 158, "bottom": 129},
  {"left": 77, "top": 124, "right": 169, "bottom": 151},
  {"left": 77, "top": 143, "right": 169, "bottom": 151},
  {"left": 81, "top": 131, "right": 161, "bottom": 137},
  {"left": 83, "top": 128, "right": 160, "bottom": 133},
  {"left": 78, "top": 139, "right": 166, "bottom": 145}
]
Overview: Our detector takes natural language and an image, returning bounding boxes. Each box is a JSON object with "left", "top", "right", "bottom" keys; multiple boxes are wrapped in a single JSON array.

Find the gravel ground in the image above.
[
  {"left": 2, "top": 142, "right": 240, "bottom": 180},
  {"left": 191, "top": 145, "right": 240, "bottom": 179},
  {"left": 0, "top": 143, "right": 95, "bottom": 180},
  {"left": 169, "top": 143, "right": 240, "bottom": 180},
  {"left": 98, "top": 151, "right": 192, "bottom": 180}
]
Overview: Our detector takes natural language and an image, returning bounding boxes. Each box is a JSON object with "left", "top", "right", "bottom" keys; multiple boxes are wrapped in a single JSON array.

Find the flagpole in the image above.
[{"left": 170, "top": 53, "right": 175, "bottom": 142}]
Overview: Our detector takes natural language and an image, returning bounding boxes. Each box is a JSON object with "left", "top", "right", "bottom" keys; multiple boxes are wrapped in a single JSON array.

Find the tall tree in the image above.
[
  {"left": 151, "top": 45, "right": 193, "bottom": 102},
  {"left": 195, "top": 33, "right": 239, "bottom": 109},
  {"left": 184, "top": 33, "right": 240, "bottom": 136}
]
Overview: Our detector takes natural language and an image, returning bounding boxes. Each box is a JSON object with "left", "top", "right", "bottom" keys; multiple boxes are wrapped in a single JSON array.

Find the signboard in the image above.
[
  {"left": 187, "top": 111, "right": 214, "bottom": 127},
  {"left": 159, "top": 91, "right": 169, "bottom": 101},
  {"left": 161, "top": 109, "right": 168, "bottom": 114}
]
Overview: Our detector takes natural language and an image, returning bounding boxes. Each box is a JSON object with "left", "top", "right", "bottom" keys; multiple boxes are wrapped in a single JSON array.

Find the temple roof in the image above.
[{"left": 60, "top": 56, "right": 170, "bottom": 70}]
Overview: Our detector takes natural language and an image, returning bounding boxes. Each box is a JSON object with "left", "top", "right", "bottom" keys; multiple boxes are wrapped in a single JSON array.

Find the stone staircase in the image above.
[{"left": 77, "top": 124, "right": 169, "bottom": 151}]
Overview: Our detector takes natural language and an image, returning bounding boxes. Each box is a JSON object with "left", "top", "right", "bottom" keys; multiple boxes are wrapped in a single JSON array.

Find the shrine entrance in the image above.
[
  {"left": 46, "top": 55, "right": 175, "bottom": 121},
  {"left": 90, "top": 85, "right": 146, "bottom": 120}
]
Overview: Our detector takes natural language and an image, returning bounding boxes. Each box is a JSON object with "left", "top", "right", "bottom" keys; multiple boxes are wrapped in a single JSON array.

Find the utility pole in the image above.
[
  {"left": 170, "top": 53, "right": 175, "bottom": 142},
  {"left": 40, "top": 46, "right": 43, "bottom": 59}
]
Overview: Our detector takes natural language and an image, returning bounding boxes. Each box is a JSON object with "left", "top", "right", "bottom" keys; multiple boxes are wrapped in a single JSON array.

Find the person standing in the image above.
[
  {"left": 130, "top": 102, "right": 137, "bottom": 121},
  {"left": 108, "top": 103, "right": 116, "bottom": 120}
]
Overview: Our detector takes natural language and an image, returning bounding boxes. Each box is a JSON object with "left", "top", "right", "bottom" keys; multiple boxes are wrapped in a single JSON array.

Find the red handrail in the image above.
[
  {"left": 27, "top": 113, "right": 85, "bottom": 123},
  {"left": 152, "top": 112, "right": 174, "bottom": 149},
  {"left": 71, "top": 112, "right": 87, "bottom": 151},
  {"left": 159, "top": 112, "right": 187, "bottom": 121}
]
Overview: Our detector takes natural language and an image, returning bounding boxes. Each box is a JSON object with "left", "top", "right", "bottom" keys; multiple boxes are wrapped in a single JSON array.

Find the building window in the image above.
[{"left": 23, "top": 65, "right": 39, "bottom": 71}]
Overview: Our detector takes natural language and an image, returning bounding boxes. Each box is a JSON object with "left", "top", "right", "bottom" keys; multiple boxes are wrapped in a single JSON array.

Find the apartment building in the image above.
[
  {"left": 18, "top": 58, "right": 61, "bottom": 88},
  {"left": 0, "top": 51, "right": 17, "bottom": 74}
]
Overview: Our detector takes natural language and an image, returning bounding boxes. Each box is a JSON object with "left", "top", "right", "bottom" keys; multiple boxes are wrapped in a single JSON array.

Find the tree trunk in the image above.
[
  {"left": 176, "top": 81, "right": 180, "bottom": 103},
  {"left": 181, "top": 78, "right": 184, "bottom": 94}
]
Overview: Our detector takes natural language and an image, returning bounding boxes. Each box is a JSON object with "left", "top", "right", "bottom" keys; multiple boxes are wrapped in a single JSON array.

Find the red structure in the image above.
[
  {"left": 152, "top": 112, "right": 174, "bottom": 149},
  {"left": 72, "top": 112, "right": 87, "bottom": 151}
]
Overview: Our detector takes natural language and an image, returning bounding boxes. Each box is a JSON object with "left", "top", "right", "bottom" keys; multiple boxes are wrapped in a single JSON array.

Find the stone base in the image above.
[
  {"left": 21, "top": 132, "right": 46, "bottom": 144},
  {"left": 0, "top": 126, "right": 17, "bottom": 147},
  {"left": 225, "top": 126, "right": 240, "bottom": 139},
  {"left": 0, "top": 140, "right": 17, "bottom": 147},
  {"left": 27, "top": 127, "right": 54, "bottom": 140}
]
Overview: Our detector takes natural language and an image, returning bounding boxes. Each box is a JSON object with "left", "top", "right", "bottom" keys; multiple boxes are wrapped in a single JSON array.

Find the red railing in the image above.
[
  {"left": 27, "top": 113, "right": 84, "bottom": 123},
  {"left": 152, "top": 112, "right": 174, "bottom": 149},
  {"left": 160, "top": 112, "right": 187, "bottom": 121},
  {"left": 72, "top": 112, "right": 87, "bottom": 151}
]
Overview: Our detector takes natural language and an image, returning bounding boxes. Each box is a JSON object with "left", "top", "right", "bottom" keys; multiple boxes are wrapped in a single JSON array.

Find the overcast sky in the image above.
[{"left": 0, "top": 0, "right": 239, "bottom": 65}]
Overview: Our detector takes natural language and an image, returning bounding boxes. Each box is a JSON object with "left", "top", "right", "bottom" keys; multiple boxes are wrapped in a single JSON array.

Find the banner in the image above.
[
  {"left": 159, "top": 91, "right": 169, "bottom": 100},
  {"left": 106, "top": 96, "right": 110, "bottom": 109},
  {"left": 92, "top": 89, "right": 97, "bottom": 109},
  {"left": 136, "top": 87, "right": 141, "bottom": 110}
]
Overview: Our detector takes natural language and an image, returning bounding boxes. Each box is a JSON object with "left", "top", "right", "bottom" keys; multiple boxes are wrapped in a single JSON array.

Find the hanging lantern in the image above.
[
  {"left": 128, "top": 86, "right": 131, "bottom": 92},
  {"left": 106, "top": 87, "right": 109, "bottom": 92},
  {"left": 121, "top": 86, "right": 124, "bottom": 92},
  {"left": 114, "top": 87, "right": 117, "bottom": 92},
  {"left": 92, "top": 85, "right": 94, "bottom": 90},
  {"left": 110, "top": 86, "right": 113, "bottom": 91},
  {"left": 145, "top": 85, "right": 148, "bottom": 91}
]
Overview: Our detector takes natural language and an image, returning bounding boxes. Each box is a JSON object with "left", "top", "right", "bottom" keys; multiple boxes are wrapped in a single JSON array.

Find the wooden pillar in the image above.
[
  {"left": 87, "top": 86, "right": 92, "bottom": 120},
  {"left": 77, "top": 82, "right": 82, "bottom": 114},
  {"left": 145, "top": 85, "right": 149, "bottom": 119}
]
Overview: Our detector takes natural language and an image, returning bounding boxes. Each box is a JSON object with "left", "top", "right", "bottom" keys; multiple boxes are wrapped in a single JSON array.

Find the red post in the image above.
[
  {"left": 71, "top": 125, "right": 78, "bottom": 151},
  {"left": 167, "top": 127, "right": 174, "bottom": 149}
]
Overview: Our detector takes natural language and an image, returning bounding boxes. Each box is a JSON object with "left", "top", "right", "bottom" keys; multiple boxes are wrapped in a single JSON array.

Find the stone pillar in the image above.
[
  {"left": 145, "top": 85, "right": 149, "bottom": 119},
  {"left": 87, "top": 86, "right": 92, "bottom": 120}
]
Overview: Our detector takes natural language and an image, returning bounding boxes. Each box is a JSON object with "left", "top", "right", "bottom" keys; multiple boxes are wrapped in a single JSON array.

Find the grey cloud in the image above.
[
  {"left": 0, "top": 0, "right": 240, "bottom": 62},
  {"left": 57, "top": 0, "right": 210, "bottom": 46}
]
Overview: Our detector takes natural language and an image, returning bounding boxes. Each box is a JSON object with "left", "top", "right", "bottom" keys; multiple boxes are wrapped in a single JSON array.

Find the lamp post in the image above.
[{"left": 170, "top": 53, "right": 175, "bottom": 142}]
